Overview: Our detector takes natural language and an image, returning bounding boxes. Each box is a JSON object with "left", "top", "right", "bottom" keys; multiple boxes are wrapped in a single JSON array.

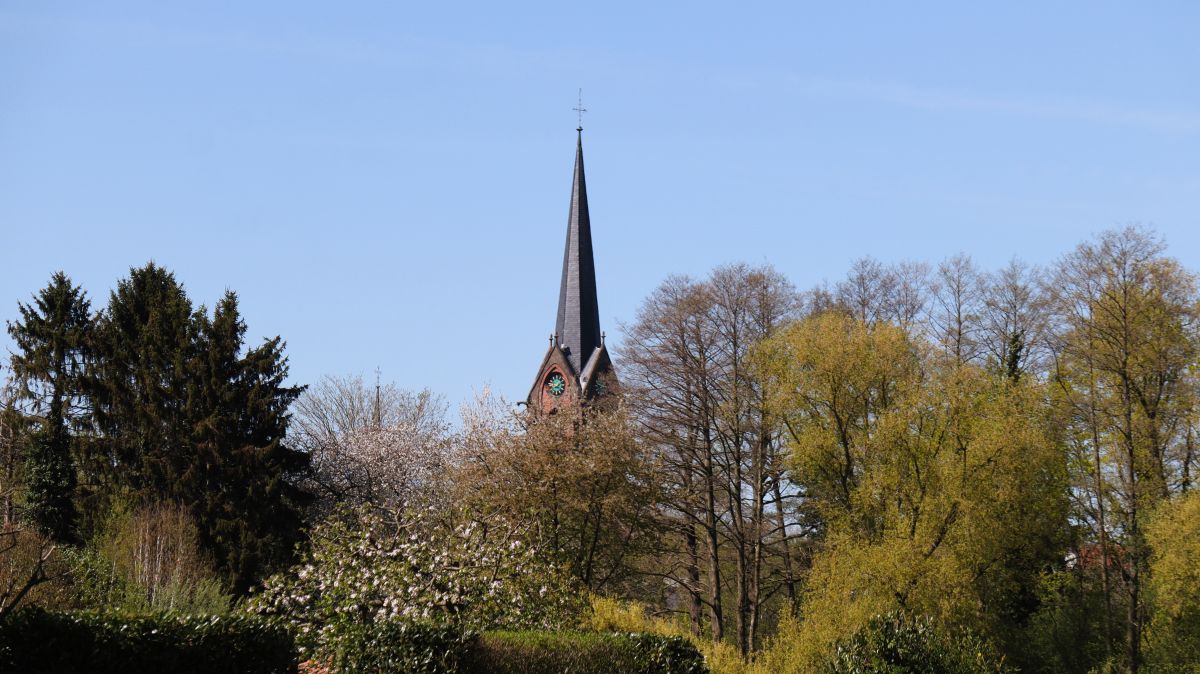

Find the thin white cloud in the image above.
[
  {"left": 773, "top": 74, "right": 1200, "bottom": 134},
  {"left": 6, "top": 7, "right": 1198, "bottom": 135}
]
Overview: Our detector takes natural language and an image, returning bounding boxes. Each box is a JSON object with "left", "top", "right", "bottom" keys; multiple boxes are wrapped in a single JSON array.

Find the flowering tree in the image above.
[
  {"left": 246, "top": 506, "right": 584, "bottom": 657},
  {"left": 290, "top": 375, "right": 453, "bottom": 517}
]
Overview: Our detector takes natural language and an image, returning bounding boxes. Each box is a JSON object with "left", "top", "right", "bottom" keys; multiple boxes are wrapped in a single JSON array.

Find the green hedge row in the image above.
[
  {"left": 466, "top": 630, "right": 708, "bottom": 674},
  {"left": 0, "top": 607, "right": 296, "bottom": 674},
  {"left": 327, "top": 621, "right": 474, "bottom": 674},
  {"left": 0, "top": 609, "right": 705, "bottom": 674},
  {"left": 325, "top": 622, "right": 707, "bottom": 674}
]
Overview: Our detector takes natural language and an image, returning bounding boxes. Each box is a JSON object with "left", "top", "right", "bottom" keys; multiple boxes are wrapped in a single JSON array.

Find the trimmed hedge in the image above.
[
  {"left": 327, "top": 621, "right": 474, "bottom": 674},
  {"left": 0, "top": 609, "right": 706, "bottom": 674},
  {"left": 0, "top": 607, "right": 296, "bottom": 674},
  {"left": 321, "top": 623, "right": 707, "bottom": 674},
  {"left": 464, "top": 630, "right": 708, "bottom": 674}
]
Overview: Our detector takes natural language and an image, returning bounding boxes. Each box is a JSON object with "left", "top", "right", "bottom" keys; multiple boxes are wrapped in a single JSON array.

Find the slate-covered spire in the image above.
[{"left": 555, "top": 128, "right": 602, "bottom": 375}]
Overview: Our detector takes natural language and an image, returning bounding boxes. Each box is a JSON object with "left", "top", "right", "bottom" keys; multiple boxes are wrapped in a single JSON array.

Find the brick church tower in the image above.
[{"left": 527, "top": 128, "right": 618, "bottom": 413}]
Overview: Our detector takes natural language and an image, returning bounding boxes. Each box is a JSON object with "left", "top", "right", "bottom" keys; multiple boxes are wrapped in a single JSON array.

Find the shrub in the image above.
[
  {"left": 1146, "top": 491, "right": 1200, "bottom": 671},
  {"left": 92, "top": 501, "right": 231, "bottom": 613},
  {"left": 587, "top": 595, "right": 757, "bottom": 674},
  {"left": 0, "top": 527, "right": 79, "bottom": 615},
  {"left": 824, "top": 611, "right": 1009, "bottom": 674},
  {"left": 466, "top": 630, "right": 708, "bottom": 674},
  {"left": 1021, "top": 570, "right": 1114, "bottom": 674},
  {"left": 326, "top": 620, "right": 472, "bottom": 674},
  {"left": 0, "top": 607, "right": 296, "bottom": 674},
  {"left": 247, "top": 506, "right": 584, "bottom": 659}
]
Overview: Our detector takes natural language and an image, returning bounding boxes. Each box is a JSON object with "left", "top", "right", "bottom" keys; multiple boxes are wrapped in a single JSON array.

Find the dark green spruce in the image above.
[
  {"left": 6, "top": 272, "right": 92, "bottom": 543},
  {"left": 90, "top": 263, "right": 309, "bottom": 592},
  {"left": 187, "top": 291, "right": 309, "bottom": 593},
  {"left": 91, "top": 262, "right": 196, "bottom": 496}
]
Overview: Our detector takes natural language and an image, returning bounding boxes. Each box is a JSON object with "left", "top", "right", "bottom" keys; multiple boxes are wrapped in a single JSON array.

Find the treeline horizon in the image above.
[{"left": 2, "top": 225, "right": 1199, "bottom": 674}]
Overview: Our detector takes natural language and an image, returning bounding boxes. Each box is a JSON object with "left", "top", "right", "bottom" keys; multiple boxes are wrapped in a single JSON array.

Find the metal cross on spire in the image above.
[{"left": 573, "top": 88, "right": 587, "bottom": 130}]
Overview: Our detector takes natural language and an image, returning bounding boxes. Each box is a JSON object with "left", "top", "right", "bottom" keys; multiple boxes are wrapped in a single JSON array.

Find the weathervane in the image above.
[{"left": 573, "top": 88, "right": 587, "bottom": 130}]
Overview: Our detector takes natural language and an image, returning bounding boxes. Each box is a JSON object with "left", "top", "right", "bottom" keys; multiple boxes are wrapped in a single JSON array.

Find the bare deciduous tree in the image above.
[
  {"left": 980, "top": 258, "right": 1048, "bottom": 379},
  {"left": 622, "top": 263, "right": 802, "bottom": 654},
  {"left": 0, "top": 525, "right": 56, "bottom": 619},
  {"left": 928, "top": 253, "right": 985, "bottom": 365},
  {"left": 0, "top": 379, "right": 25, "bottom": 528}
]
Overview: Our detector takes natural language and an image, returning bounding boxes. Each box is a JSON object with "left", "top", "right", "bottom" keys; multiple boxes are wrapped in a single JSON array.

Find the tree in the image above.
[
  {"left": 90, "top": 264, "right": 309, "bottom": 592},
  {"left": 453, "top": 395, "right": 660, "bottom": 596},
  {"left": 835, "top": 257, "right": 899, "bottom": 327},
  {"left": 927, "top": 254, "right": 985, "bottom": 366},
  {"left": 21, "top": 416, "right": 76, "bottom": 544},
  {"left": 758, "top": 345, "right": 1066, "bottom": 671},
  {"left": 187, "top": 291, "right": 309, "bottom": 592},
  {"left": 623, "top": 263, "right": 801, "bottom": 654},
  {"left": 290, "top": 374, "right": 452, "bottom": 518},
  {"left": 6, "top": 272, "right": 92, "bottom": 542},
  {"left": 755, "top": 311, "right": 919, "bottom": 520},
  {"left": 1145, "top": 490, "right": 1200, "bottom": 670},
  {"left": 622, "top": 274, "right": 726, "bottom": 639},
  {"left": 90, "top": 262, "right": 195, "bottom": 498},
  {"left": 0, "top": 382, "right": 25, "bottom": 527},
  {"left": 833, "top": 257, "right": 929, "bottom": 331},
  {"left": 1047, "top": 227, "right": 1200, "bottom": 672},
  {"left": 980, "top": 258, "right": 1049, "bottom": 381}
]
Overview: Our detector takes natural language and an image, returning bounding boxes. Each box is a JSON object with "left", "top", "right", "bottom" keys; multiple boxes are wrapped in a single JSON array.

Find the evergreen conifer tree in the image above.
[
  {"left": 6, "top": 272, "right": 92, "bottom": 543},
  {"left": 23, "top": 404, "right": 76, "bottom": 541},
  {"left": 92, "top": 265, "right": 309, "bottom": 592},
  {"left": 188, "top": 292, "right": 309, "bottom": 592},
  {"left": 91, "top": 263, "right": 195, "bottom": 495}
]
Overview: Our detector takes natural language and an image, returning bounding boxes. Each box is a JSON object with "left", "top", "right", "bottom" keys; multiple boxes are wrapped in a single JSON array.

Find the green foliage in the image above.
[
  {"left": 304, "top": 620, "right": 709, "bottom": 674},
  {"left": 825, "top": 611, "right": 1009, "bottom": 674},
  {"left": 755, "top": 311, "right": 920, "bottom": 515},
  {"left": 1020, "top": 570, "right": 1114, "bottom": 674},
  {"left": 23, "top": 413, "right": 77, "bottom": 542},
  {"left": 758, "top": 315, "right": 1068, "bottom": 669},
  {"left": 1145, "top": 491, "right": 1200, "bottom": 671},
  {"left": 86, "top": 502, "right": 231, "bottom": 613},
  {"left": 6, "top": 271, "right": 92, "bottom": 543},
  {"left": 467, "top": 630, "right": 707, "bottom": 674},
  {"left": 0, "top": 606, "right": 296, "bottom": 674},
  {"left": 90, "top": 264, "right": 309, "bottom": 592},
  {"left": 327, "top": 620, "right": 474, "bottom": 674}
]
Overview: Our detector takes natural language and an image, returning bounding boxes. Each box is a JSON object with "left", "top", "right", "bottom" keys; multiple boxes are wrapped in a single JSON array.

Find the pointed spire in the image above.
[{"left": 555, "top": 129, "right": 602, "bottom": 375}]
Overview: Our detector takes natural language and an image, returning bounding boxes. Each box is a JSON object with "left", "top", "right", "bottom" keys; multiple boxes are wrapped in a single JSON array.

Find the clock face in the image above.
[{"left": 546, "top": 373, "right": 566, "bottom": 397}]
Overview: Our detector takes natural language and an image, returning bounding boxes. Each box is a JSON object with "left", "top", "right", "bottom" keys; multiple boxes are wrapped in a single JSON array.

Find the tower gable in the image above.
[{"left": 527, "top": 342, "right": 582, "bottom": 414}]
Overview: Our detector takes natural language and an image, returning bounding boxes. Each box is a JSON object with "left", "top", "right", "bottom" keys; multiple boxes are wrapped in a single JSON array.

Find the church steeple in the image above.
[
  {"left": 527, "top": 127, "right": 618, "bottom": 413},
  {"left": 555, "top": 129, "right": 602, "bottom": 375}
]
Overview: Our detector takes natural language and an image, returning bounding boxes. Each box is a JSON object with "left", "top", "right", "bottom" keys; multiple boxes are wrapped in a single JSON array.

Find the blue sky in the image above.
[{"left": 2, "top": 2, "right": 1199, "bottom": 410}]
